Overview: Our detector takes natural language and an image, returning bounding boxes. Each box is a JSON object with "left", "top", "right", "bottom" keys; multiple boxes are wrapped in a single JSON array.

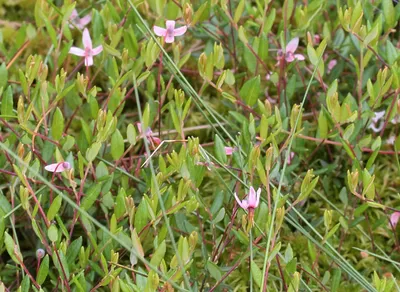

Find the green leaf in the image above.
[
  {"left": 150, "top": 240, "right": 166, "bottom": 268},
  {"left": 0, "top": 63, "right": 8, "bottom": 89},
  {"left": 66, "top": 237, "right": 82, "bottom": 267},
  {"left": 240, "top": 75, "right": 260, "bottom": 106},
  {"left": 343, "top": 124, "right": 354, "bottom": 141},
  {"left": 214, "top": 135, "right": 227, "bottom": 164},
  {"left": 206, "top": 261, "right": 222, "bottom": 281},
  {"left": 212, "top": 208, "right": 225, "bottom": 224},
  {"left": 191, "top": 1, "right": 210, "bottom": 26},
  {"left": 41, "top": 12, "right": 58, "bottom": 48},
  {"left": 362, "top": 169, "right": 375, "bottom": 200},
  {"left": 331, "top": 269, "right": 342, "bottom": 292},
  {"left": 52, "top": 251, "right": 70, "bottom": 280},
  {"left": 234, "top": 0, "right": 245, "bottom": 23},
  {"left": 382, "top": 0, "right": 396, "bottom": 29},
  {"left": 386, "top": 40, "right": 398, "bottom": 65},
  {"left": 86, "top": 142, "right": 102, "bottom": 162},
  {"left": 134, "top": 200, "right": 148, "bottom": 233},
  {"left": 267, "top": 241, "right": 281, "bottom": 263},
  {"left": 251, "top": 260, "right": 262, "bottom": 288},
  {"left": 324, "top": 223, "right": 341, "bottom": 242},
  {"left": 111, "top": 129, "right": 124, "bottom": 160},
  {"left": 20, "top": 276, "right": 30, "bottom": 292},
  {"left": 127, "top": 123, "right": 137, "bottom": 145},
  {"left": 364, "top": 25, "right": 378, "bottom": 46},
  {"left": 47, "top": 195, "right": 62, "bottom": 221},
  {"left": 37, "top": 255, "right": 49, "bottom": 285},
  {"left": 1, "top": 86, "right": 13, "bottom": 119},
  {"left": 48, "top": 224, "right": 58, "bottom": 242},
  {"left": 51, "top": 107, "right": 64, "bottom": 141},
  {"left": 80, "top": 183, "right": 103, "bottom": 211},
  {"left": 4, "top": 232, "right": 22, "bottom": 264},
  {"left": 307, "top": 44, "right": 319, "bottom": 65}
]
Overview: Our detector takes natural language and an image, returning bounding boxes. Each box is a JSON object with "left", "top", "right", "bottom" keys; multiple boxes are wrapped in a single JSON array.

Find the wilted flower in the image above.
[
  {"left": 69, "top": 9, "right": 91, "bottom": 30},
  {"left": 69, "top": 28, "right": 103, "bottom": 66},
  {"left": 45, "top": 162, "right": 71, "bottom": 173},
  {"left": 389, "top": 212, "right": 400, "bottom": 228},
  {"left": 278, "top": 37, "right": 305, "bottom": 63},
  {"left": 234, "top": 186, "right": 261, "bottom": 211},
  {"left": 153, "top": 20, "right": 187, "bottom": 43},
  {"left": 369, "top": 111, "right": 385, "bottom": 133},
  {"left": 36, "top": 248, "right": 45, "bottom": 259},
  {"left": 137, "top": 123, "right": 161, "bottom": 148}
]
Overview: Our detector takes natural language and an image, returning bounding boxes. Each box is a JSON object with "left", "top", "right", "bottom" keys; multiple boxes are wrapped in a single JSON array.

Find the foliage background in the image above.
[{"left": 0, "top": 0, "right": 400, "bottom": 291}]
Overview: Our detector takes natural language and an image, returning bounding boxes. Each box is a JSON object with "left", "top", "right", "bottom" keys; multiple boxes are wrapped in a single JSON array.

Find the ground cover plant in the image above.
[{"left": 0, "top": 0, "right": 400, "bottom": 291}]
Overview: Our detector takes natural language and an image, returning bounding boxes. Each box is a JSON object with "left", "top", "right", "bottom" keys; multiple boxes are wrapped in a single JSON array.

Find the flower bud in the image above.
[
  {"left": 183, "top": 3, "right": 193, "bottom": 25},
  {"left": 36, "top": 248, "right": 45, "bottom": 259}
]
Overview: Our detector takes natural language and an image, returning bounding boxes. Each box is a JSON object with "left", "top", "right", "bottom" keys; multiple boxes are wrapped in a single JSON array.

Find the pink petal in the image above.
[
  {"left": 79, "top": 14, "right": 92, "bottom": 27},
  {"left": 166, "top": 20, "right": 176, "bottom": 31},
  {"left": 151, "top": 136, "right": 161, "bottom": 146},
  {"left": 45, "top": 162, "right": 70, "bottom": 173},
  {"left": 369, "top": 122, "right": 384, "bottom": 133},
  {"left": 372, "top": 111, "right": 385, "bottom": 123},
  {"left": 69, "top": 47, "right": 85, "bottom": 56},
  {"left": 234, "top": 193, "right": 247, "bottom": 210},
  {"left": 145, "top": 127, "right": 154, "bottom": 137},
  {"left": 82, "top": 28, "right": 92, "bottom": 49},
  {"left": 328, "top": 59, "right": 337, "bottom": 71},
  {"left": 85, "top": 56, "right": 94, "bottom": 67},
  {"left": 92, "top": 45, "right": 103, "bottom": 55},
  {"left": 387, "top": 135, "right": 396, "bottom": 145},
  {"left": 285, "top": 53, "right": 295, "bottom": 63},
  {"left": 288, "top": 152, "right": 295, "bottom": 165},
  {"left": 389, "top": 212, "right": 400, "bottom": 228},
  {"left": 136, "top": 123, "right": 143, "bottom": 135},
  {"left": 153, "top": 26, "right": 167, "bottom": 37},
  {"left": 248, "top": 187, "right": 257, "bottom": 208},
  {"left": 225, "top": 147, "right": 234, "bottom": 155},
  {"left": 286, "top": 37, "right": 299, "bottom": 53},
  {"left": 70, "top": 9, "right": 78, "bottom": 20},
  {"left": 294, "top": 54, "right": 305, "bottom": 61},
  {"left": 165, "top": 35, "right": 175, "bottom": 43},
  {"left": 173, "top": 25, "right": 187, "bottom": 36}
]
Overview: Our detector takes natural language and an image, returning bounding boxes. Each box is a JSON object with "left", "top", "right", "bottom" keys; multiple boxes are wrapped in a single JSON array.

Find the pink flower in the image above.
[
  {"left": 327, "top": 59, "right": 337, "bottom": 73},
  {"left": 287, "top": 152, "right": 295, "bottom": 165},
  {"left": 45, "top": 162, "right": 71, "bottom": 173},
  {"left": 224, "top": 147, "right": 236, "bottom": 155},
  {"left": 278, "top": 37, "right": 305, "bottom": 63},
  {"left": 234, "top": 187, "right": 261, "bottom": 210},
  {"left": 69, "top": 28, "right": 103, "bottom": 66},
  {"left": 69, "top": 9, "right": 91, "bottom": 30},
  {"left": 153, "top": 20, "right": 187, "bottom": 43},
  {"left": 314, "top": 34, "right": 321, "bottom": 45},
  {"left": 391, "top": 115, "right": 400, "bottom": 124},
  {"left": 137, "top": 123, "right": 161, "bottom": 148},
  {"left": 387, "top": 135, "right": 396, "bottom": 145},
  {"left": 389, "top": 212, "right": 400, "bottom": 228},
  {"left": 369, "top": 111, "right": 385, "bottom": 133}
]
